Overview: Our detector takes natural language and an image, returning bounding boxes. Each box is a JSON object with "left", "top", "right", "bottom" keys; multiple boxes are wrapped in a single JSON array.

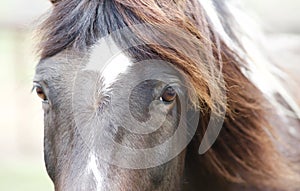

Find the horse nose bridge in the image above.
[
  {"left": 85, "top": 152, "right": 107, "bottom": 191},
  {"left": 82, "top": 152, "right": 153, "bottom": 191},
  {"left": 72, "top": 75, "right": 110, "bottom": 118}
]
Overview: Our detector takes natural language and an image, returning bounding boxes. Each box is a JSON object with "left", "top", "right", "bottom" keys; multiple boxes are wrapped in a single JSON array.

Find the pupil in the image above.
[
  {"left": 36, "top": 88, "right": 43, "bottom": 94},
  {"left": 162, "top": 86, "right": 176, "bottom": 102},
  {"left": 36, "top": 87, "right": 46, "bottom": 100}
]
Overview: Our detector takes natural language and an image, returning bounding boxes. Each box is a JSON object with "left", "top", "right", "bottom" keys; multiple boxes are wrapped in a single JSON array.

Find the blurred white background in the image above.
[
  {"left": 0, "top": 0, "right": 299, "bottom": 190},
  {"left": 0, "top": 1, "right": 53, "bottom": 190}
]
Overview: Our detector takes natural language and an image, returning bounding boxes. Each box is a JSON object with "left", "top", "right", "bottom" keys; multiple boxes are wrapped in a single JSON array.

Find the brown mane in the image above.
[{"left": 37, "top": 0, "right": 300, "bottom": 189}]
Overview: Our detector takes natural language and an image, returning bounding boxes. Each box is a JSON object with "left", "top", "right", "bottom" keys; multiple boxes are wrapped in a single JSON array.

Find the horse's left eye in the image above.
[{"left": 161, "top": 86, "right": 177, "bottom": 103}]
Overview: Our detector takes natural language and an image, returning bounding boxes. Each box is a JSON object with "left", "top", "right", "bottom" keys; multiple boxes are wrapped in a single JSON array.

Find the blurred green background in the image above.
[
  {"left": 0, "top": 0, "right": 53, "bottom": 190},
  {"left": 0, "top": 0, "right": 299, "bottom": 191}
]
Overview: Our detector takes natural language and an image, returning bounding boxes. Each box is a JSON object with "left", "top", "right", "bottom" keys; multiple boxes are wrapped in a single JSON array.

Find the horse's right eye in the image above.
[{"left": 33, "top": 83, "right": 48, "bottom": 101}]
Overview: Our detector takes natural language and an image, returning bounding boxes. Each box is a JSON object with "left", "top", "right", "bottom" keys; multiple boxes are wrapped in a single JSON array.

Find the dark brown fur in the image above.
[{"left": 37, "top": 0, "right": 300, "bottom": 190}]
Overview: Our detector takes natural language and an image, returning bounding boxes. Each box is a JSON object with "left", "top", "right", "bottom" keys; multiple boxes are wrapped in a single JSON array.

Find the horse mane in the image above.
[{"left": 37, "top": 0, "right": 300, "bottom": 189}]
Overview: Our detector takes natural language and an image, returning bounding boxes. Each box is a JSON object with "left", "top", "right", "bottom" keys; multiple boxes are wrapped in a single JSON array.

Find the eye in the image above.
[
  {"left": 33, "top": 83, "right": 48, "bottom": 101},
  {"left": 160, "top": 86, "right": 177, "bottom": 103}
]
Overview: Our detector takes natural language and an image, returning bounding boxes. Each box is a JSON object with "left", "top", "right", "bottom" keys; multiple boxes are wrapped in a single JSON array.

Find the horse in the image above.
[{"left": 33, "top": 0, "right": 300, "bottom": 190}]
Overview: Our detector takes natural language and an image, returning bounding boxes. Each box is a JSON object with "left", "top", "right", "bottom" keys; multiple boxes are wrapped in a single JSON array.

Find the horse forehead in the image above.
[
  {"left": 34, "top": 52, "right": 86, "bottom": 81},
  {"left": 94, "top": 53, "right": 133, "bottom": 89},
  {"left": 34, "top": 37, "right": 180, "bottom": 91}
]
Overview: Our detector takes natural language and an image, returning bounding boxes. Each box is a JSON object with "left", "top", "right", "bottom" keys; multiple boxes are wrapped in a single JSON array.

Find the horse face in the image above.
[{"left": 33, "top": 45, "right": 197, "bottom": 190}]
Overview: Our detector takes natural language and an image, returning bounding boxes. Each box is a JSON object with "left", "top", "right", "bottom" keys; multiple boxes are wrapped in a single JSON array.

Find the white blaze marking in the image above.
[
  {"left": 101, "top": 53, "right": 133, "bottom": 89},
  {"left": 85, "top": 38, "right": 133, "bottom": 90},
  {"left": 87, "top": 153, "right": 104, "bottom": 191}
]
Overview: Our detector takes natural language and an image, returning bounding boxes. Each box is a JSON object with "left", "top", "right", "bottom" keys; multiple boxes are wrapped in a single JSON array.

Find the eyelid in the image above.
[
  {"left": 32, "top": 81, "right": 49, "bottom": 104},
  {"left": 32, "top": 82, "right": 42, "bottom": 92},
  {"left": 160, "top": 84, "right": 177, "bottom": 96},
  {"left": 32, "top": 80, "right": 49, "bottom": 91}
]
